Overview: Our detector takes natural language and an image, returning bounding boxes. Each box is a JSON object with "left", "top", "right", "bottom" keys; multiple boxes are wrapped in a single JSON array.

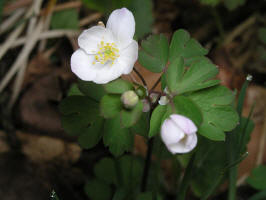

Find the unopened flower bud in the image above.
[
  {"left": 121, "top": 90, "right": 139, "bottom": 109},
  {"left": 161, "top": 114, "right": 197, "bottom": 154},
  {"left": 142, "top": 99, "right": 150, "bottom": 112},
  {"left": 149, "top": 93, "right": 159, "bottom": 104},
  {"left": 136, "top": 86, "right": 147, "bottom": 98},
  {"left": 158, "top": 96, "right": 169, "bottom": 105}
]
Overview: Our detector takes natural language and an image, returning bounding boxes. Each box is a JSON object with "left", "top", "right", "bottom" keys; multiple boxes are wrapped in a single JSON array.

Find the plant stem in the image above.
[
  {"left": 228, "top": 166, "right": 237, "bottom": 200},
  {"left": 133, "top": 67, "right": 147, "bottom": 88},
  {"left": 141, "top": 138, "right": 154, "bottom": 192}
]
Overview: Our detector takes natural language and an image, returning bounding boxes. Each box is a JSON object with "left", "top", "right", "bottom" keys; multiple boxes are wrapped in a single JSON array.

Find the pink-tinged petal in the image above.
[
  {"left": 106, "top": 8, "right": 135, "bottom": 49},
  {"left": 167, "top": 133, "right": 197, "bottom": 154},
  {"left": 78, "top": 26, "right": 114, "bottom": 54},
  {"left": 170, "top": 114, "right": 197, "bottom": 134},
  {"left": 161, "top": 118, "right": 185, "bottom": 145},
  {"left": 116, "top": 40, "right": 138, "bottom": 74}
]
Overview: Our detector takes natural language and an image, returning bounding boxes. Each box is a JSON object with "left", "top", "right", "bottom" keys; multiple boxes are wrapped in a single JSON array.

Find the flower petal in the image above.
[
  {"left": 167, "top": 132, "right": 197, "bottom": 154},
  {"left": 170, "top": 114, "right": 197, "bottom": 134},
  {"left": 106, "top": 8, "right": 135, "bottom": 49},
  {"left": 116, "top": 40, "right": 138, "bottom": 74},
  {"left": 161, "top": 118, "right": 185, "bottom": 145},
  {"left": 78, "top": 26, "right": 114, "bottom": 54}
]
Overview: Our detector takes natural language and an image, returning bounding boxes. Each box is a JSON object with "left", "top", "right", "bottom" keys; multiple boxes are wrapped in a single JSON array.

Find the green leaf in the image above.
[
  {"left": 139, "top": 34, "right": 169, "bottom": 73},
  {"left": 78, "top": 80, "right": 106, "bottom": 102},
  {"left": 67, "top": 84, "right": 83, "bottom": 96},
  {"left": 247, "top": 165, "right": 266, "bottom": 190},
  {"left": 165, "top": 57, "right": 184, "bottom": 92},
  {"left": 118, "top": 155, "right": 143, "bottom": 188},
  {"left": 199, "top": 0, "right": 221, "bottom": 6},
  {"left": 78, "top": 117, "right": 104, "bottom": 149},
  {"left": 121, "top": 101, "right": 143, "bottom": 128},
  {"left": 148, "top": 105, "right": 167, "bottom": 138},
  {"left": 51, "top": 9, "right": 79, "bottom": 30},
  {"left": 103, "top": 115, "right": 134, "bottom": 156},
  {"left": 104, "top": 79, "right": 133, "bottom": 94},
  {"left": 59, "top": 96, "right": 99, "bottom": 135},
  {"left": 188, "top": 86, "right": 239, "bottom": 141},
  {"left": 258, "top": 27, "right": 266, "bottom": 45},
  {"left": 82, "top": 0, "right": 132, "bottom": 13},
  {"left": 84, "top": 179, "right": 112, "bottom": 200},
  {"left": 173, "top": 95, "right": 203, "bottom": 127},
  {"left": 190, "top": 136, "right": 227, "bottom": 197},
  {"left": 137, "top": 192, "right": 153, "bottom": 200},
  {"left": 112, "top": 189, "right": 128, "bottom": 200},
  {"left": 224, "top": 0, "right": 246, "bottom": 10},
  {"left": 100, "top": 95, "right": 122, "bottom": 118},
  {"left": 130, "top": 0, "right": 153, "bottom": 39},
  {"left": 169, "top": 29, "right": 208, "bottom": 63},
  {"left": 94, "top": 157, "right": 118, "bottom": 185},
  {"left": 170, "top": 57, "right": 220, "bottom": 94},
  {"left": 131, "top": 112, "right": 149, "bottom": 137}
]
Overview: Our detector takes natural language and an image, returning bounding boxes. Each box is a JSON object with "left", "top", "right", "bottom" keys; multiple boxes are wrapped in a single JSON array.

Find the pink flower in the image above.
[{"left": 161, "top": 114, "right": 198, "bottom": 154}]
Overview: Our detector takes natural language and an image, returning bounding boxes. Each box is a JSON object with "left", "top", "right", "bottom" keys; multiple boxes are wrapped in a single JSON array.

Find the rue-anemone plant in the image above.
[{"left": 59, "top": 7, "right": 255, "bottom": 200}]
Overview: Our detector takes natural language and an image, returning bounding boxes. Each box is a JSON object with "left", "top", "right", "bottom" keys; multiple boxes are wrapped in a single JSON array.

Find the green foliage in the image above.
[
  {"left": 258, "top": 27, "right": 266, "bottom": 45},
  {"left": 51, "top": 9, "right": 79, "bottom": 30},
  {"left": 0, "top": 0, "right": 6, "bottom": 23},
  {"left": 104, "top": 79, "right": 133, "bottom": 94},
  {"left": 78, "top": 117, "right": 104, "bottom": 149},
  {"left": 247, "top": 165, "right": 266, "bottom": 190},
  {"left": 139, "top": 34, "right": 169, "bottom": 73},
  {"left": 50, "top": 190, "right": 60, "bottom": 200},
  {"left": 249, "top": 190, "right": 266, "bottom": 200},
  {"left": 78, "top": 80, "right": 106, "bottom": 101},
  {"left": 94, "top": 157, "right": 118, "bottom": 185},
  {"left": 224, "top": 0, "right": 246, "bottom": 10},
  {"left": 131, "top": 112, "right": 150, "bottom": 137},
  {"left": 59, "top": 96, "right": 99, "bottom": 135},
  {"left": 67, "top": 84, "right": 83, "bottom": 96},
  {"left": 199, "top": 0, "right": 221, "bottom": 6},
  {"left": 103, "top": 115, "right": 134, "bottom": 156},
  {"left": 84, "top": 179, "right": 112, "bottom": 200},
  {"left": 137, "top": 192, "right": 153, "bottom": 200},
  {"left": 169, "top": 29, "right": 208, "bottom": 63},
  {"left": 130, "top": 0, "right": 153, "bottom": 39},
  {"left": 82, "top": 0, "right": 153, "bottom": 39},
  {"left": 165, "top": 57, "right": 220, "bottom": 94},
  {"left": 100, "top": 95, "right": 122, "bottom": 118},
  {"left": 148, "top": 105, "right": 167, "bottom": 138},
  {"left": 121, "top": 101, "right": 143, "bottom": 128},
  {"left": 190, "top": 137, "right": 227, "bottom": 197},
  {"left": 189, "top": 86, "right": 239, "bottom": 141},
  {"left": 173, "top": 95, "right": 203, "bottom": 127}
]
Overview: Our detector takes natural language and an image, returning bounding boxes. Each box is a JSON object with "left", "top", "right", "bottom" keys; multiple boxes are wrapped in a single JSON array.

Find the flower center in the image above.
[{"left": 93, "top": 41, "right": 119, "bottom": 65}]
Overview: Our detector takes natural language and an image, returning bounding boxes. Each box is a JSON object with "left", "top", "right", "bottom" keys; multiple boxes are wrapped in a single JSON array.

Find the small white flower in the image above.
[
  {"left": 71, "top": 8, "right": 138, "bottom": 84},
  {"left": 161, "top": 114, "right": 198, "bottom": 154},
  {"left": 158, "top": 95, "right": 169, "bottom": 105}
]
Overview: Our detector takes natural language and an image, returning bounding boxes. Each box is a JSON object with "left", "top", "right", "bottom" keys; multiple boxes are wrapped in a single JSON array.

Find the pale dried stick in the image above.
[
  {"left": 224, "top": 16, "right": 256, "bottom": 45},
  {"left": 0, "top": 8, "right": 26, "bottom": 34},
  {"left": 79, "top": 13, "right": 102, "bottom": 27},
  {"left": 3, "top": 0, "right": 32, "bottom": 16},
  {"left": 0, "top": 3, "right": 37, "bottom": 60},
  {"left": 9, "top": 0, "right": 44, "bottom": 108},
  {"left": 11, "top": 30, "right": 80, "bottom": 48},
  {"left": 38, "top": 0, "right": 57, "bottom": 52},
  {"left": 0, "top": 21, "right": 44, "bottom": 93}
]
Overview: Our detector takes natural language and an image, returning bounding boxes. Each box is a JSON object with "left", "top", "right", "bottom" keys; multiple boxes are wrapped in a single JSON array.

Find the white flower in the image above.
[
  {"left": 71, "top": 8, "right": 138, "bottom": 84},
  {"left": 161, "top": 114, "right": 198, "bottom": 154}
]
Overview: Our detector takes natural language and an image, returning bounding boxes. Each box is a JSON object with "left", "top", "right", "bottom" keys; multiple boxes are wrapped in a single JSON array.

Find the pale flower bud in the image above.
[
  {"left": 161, "top": 114, "right": 198, "bottom": 154},
  {"left": 121, "top": 90, "right": 139, "bottom": 109}
]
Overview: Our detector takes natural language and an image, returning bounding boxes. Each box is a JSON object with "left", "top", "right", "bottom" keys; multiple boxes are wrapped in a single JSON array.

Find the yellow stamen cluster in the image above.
[{"left": 93, "top": 41, "right": 119, "bottom": 65}]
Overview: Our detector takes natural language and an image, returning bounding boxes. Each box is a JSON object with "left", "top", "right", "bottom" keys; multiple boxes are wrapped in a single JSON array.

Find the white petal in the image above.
[
  {"left": 106, "top": 8, "right": 135, "bottom": 49},
  {"left": 78, "top": 26, "right": 114, "bottom": 54},
  {"left": 117, "top": 40, "right": 138, "bottom": 74},
  {"left": 170, "top": 114, "right": 197, "bottom": 134},
  {"left": 71, "top": 49, "right": 98, "bottom": 81},
  {"left": 161, "top": 118, "right": 185, "bottom": 145},
  {"left": 167, "top": 132, "right": 197, "bottom": 154}
]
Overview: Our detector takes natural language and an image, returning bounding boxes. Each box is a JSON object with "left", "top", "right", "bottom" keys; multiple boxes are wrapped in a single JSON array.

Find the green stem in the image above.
[
  {"left": 228, "top": 166, "right": 237, "bottom": 200},
  {"left": 141, "top": 138, "right": 154, "bottom": 192}
]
